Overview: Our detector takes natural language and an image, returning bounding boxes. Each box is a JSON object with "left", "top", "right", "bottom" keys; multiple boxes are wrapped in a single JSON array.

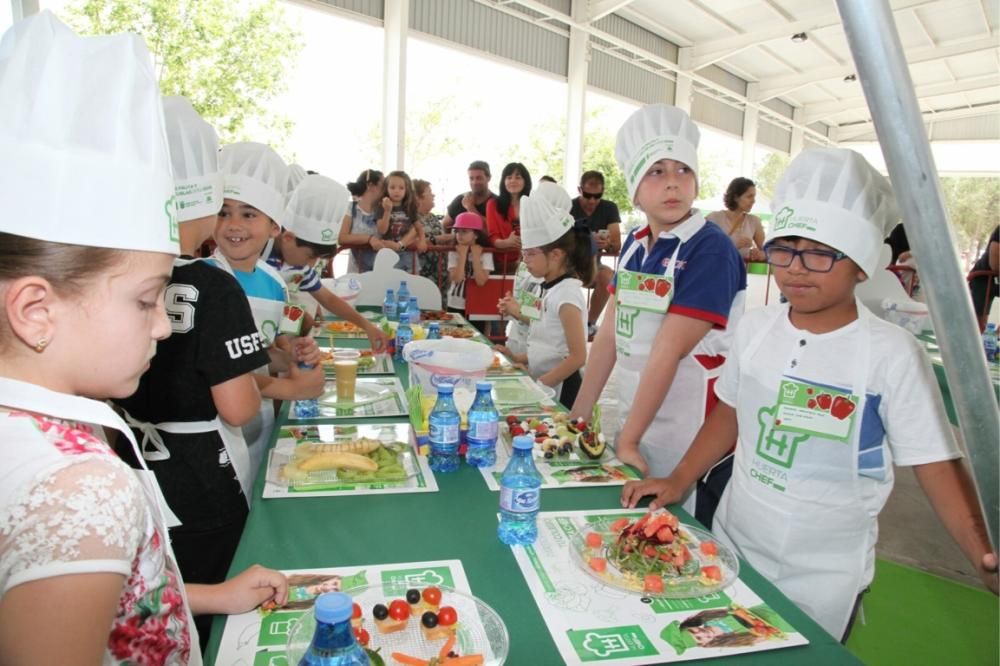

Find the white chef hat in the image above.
[
  {"left": 0, "top": 11, "right": 178, "bottom": 254},
  {"left": 286, "top": 163, "right": 307, "bottom": 201},
  {"left": 220, "top": 141, "right": 288, "bottom": 226},
  {"left": 615, "top": 104, "right": 700, "bottom": 204},
  {"left": 283, "top": 174, "right": 351, "bottom": 245},
  {"left": 521, "top": 181, "right": 574, "bottom": 249},
  {"left": 769, "top": 148, "right": 900, "bottom": 277},
  {"left": 162, "top": 96, "right": 223, "bottom": 223}
]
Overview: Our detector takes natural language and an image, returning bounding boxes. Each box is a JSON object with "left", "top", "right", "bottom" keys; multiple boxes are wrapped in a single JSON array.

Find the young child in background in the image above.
[
  {"left": 622, "top": 148, "right": 998, "bottom": 640},
  {"left": 499, "top": 182, "right": 592, "bottom": 407},
  {"left": 113, "top": 97, "right": 269, "bottom": 652},
  {"left": 446, "top": 212, "right": 494, "bottom": 315},
  {"left": 212, "top": 141, "right": 324, "bottom": 489},
  {"left": 571, "top": 104, "right": 746, "bottom": 525},
  {"left": 267, "top": 174, "right": 389, "bottom": 353},
  {"left": 0, "top": 14, "right": 286, "bottom": 663},
  {"left": 374, "top": 170, "right": 420, "bottom": 271}
]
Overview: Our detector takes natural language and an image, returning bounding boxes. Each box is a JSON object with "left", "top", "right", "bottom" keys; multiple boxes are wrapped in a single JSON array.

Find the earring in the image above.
[{"left": 34, "top": 338, "right": 48, "bottom": 353}]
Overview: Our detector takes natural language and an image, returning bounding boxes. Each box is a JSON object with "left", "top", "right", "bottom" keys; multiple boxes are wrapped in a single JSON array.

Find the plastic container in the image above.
[
  {"left": 466, "top": 381, "right": 499, "bottom": 468},
  {"left": 984, "top": 322, "right": 998, "bottom": 362},
  {"left": 498, "top": 435, "right": 542, "bottom": 545},
  {"left": 397, "top": 281, "right": 410, "bottom": 317},
  {"left": 427, "top": 321, "right": 441, "bottom": 340},
  {"left": 408, "top": 295, "right": 420, "bottom": 323},
  {"left": 298, "top": 592, "right": 370, "bottom": 665},
  {"left": 403, "top": 339, "right": 494, "bottom": 420},
  {"left": 394, "top": 312, "right": 413, "bottom": 363},
  {"left": 383, "top": 288, "right": 397, "bottom": 322},
  {"left": 428, "top": 384, "right": 461, "bottom": 473}
]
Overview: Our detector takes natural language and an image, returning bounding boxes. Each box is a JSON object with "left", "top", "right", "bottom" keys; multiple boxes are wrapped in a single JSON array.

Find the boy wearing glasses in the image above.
[
  {"left": 571, "top": 171, "right": 622, "bottom": 334},
  {"left": 623, "top": 148, "right": 997, "bottom": 641}
]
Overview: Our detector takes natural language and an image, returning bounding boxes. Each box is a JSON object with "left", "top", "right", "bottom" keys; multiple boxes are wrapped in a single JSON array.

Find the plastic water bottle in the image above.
[
  {"left": 427, "top": 321, "right": 441, "bottom": 340},
  {"left": 984, "top": 322, "right": 998, "bottom": 362},
  {"left": 394, "top": 311, "right": 413, "bottom": 363},
  {"left": 498, "top": 435, "right": 542, "bottom": 545},
  {"left": 383, "top": 288, "right": 397, "bottom": 322},
  {"left": 298, "top": 592, "right": 370, "bottom": 665},
  {"left": 397, "top": 281, "right": 410, "bottom": 316},
  {"left": 428, "top": 384, "right": 461, "bottom": 473},
  {"left": 466, "top": 382, "right": 499, "bottom": 468},
  {"left": 294, "top": 362, "right": 320, "bottom": 419},
  {"left": 408, "top": 296, "right": 420, "bottom": 323}
]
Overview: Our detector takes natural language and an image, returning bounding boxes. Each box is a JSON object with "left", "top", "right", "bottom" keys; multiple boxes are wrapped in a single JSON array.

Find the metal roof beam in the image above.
[
  {"left": 835, "top": 101, "right": 1000, "bottom": 140},
  {"left": 587, "top": 0, "right": 635, "bottom": 23}
]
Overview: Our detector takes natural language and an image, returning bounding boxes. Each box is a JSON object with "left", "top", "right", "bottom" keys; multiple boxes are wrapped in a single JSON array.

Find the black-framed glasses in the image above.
[
  {"left": 580, "top": 191, "right": 604, "bottom": 200},
  {"left": 765, "top": 245, "right": 848, "bottom": 273}
]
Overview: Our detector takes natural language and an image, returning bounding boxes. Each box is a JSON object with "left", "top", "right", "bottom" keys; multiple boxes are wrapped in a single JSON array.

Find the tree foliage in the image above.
[
  {"left": 64, "top": 0, "right": 301, "bottom": 146},
  {"left": 753, "top": 151, "right": 791, "bottom": 201},
  {"left": 939, "top": 176, "right": 1000, "bottom": 257}
]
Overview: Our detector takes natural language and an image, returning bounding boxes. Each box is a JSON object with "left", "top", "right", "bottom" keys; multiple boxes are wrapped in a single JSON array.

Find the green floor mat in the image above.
[{"left": 846, "top": 559, "right": 998, "bottom": 665}]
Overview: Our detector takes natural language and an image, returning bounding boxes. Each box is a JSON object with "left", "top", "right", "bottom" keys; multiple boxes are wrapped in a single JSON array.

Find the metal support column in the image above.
[
  {"left": 789, "top": 108, "right": 805, "bottom": 158},
  {"left": 741, "top": 83, "right": 759, "bottom": 176},
  {"left": 382, "top": 0, "right": 409, "bottom": 171},
  {"left": 837, "top": 0, "right": 999, "bottom": 547},
  {"left": 675, "top": 48, "right": 693, "bottom": 114},
  {"left": 12, "top": 0, "right": 38, "bottom": 20},
  {"left": 564, "top": 0, "right": 589, "bottom": 189}
]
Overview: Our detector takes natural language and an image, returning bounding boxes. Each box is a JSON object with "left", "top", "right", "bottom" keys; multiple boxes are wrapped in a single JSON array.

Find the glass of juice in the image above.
[{"left": 332, "top": 349, "right": 361, "bottom": 402}]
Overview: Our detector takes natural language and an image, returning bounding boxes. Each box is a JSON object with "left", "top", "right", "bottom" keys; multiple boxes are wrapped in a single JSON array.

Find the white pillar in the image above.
[
  {"left": 13, "top": 0, "right": 39, "bottom": 20},
  {"left": 382, "top": 0, "right": 409, "bottom": 171},
  {"left": 741, "top": 83, "right": 759, "bottom": 176},
  {"left": 564, "top": 0, "right": 589, "bottom": 188},
  {"left": 674, "top": 48, "right": 693, "bottom": 113},
  {"left": 790, "top": 107, "right": 805, "bottom": 157}
]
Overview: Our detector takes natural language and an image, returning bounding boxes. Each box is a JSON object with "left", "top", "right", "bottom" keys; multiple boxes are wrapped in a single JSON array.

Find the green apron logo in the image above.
[
  {"left": 165, "top": 196, "right": 179, "bottom": 242},
  {"left": 616, "top": 305, "right": 640, "bottom": 339},
  {"left": 567, "top": 625, "right": 658, "bottom": 661},
  {"left": 772, "top": 206, "right": 794, "bottom": 232},
  {"left": 755, "top": 406, "right": 808, "bottom": 469}
]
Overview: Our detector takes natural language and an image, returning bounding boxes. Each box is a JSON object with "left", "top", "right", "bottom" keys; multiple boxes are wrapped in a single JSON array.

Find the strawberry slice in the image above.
[
  {"left": 644, "top": 575, "right": 665, "bottom": 594},
  {"left": 701, "top": 565, "right": 723, "bottom": 581},
  {"left": 588, "top": 557, "right": 607, "bottom": 573}
]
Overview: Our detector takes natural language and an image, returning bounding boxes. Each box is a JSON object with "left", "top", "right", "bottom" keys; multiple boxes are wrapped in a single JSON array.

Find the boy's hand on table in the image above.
[
  {"left": 621, "top": 477, "right": 682, "bottom": 511},
  {"left": 614, "top": 440, "right": 649, "bottom": 478}
]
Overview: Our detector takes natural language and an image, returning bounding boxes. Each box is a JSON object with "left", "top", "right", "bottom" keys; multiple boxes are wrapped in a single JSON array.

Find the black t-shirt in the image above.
[
  {"left": 114, "top": 258, "right": 269, "bottom": 530},
  {"left": 570, "top": 198, "right": 621, "bottom": 233},
  {"left": 973, "top": 226, "right": 999, "bottom": 271},
  {"left": 885, "top": 223, "right": 909, "bottom": 264},
  {"left": 446, "top": 192, "right": 494, "bottom": 221}
]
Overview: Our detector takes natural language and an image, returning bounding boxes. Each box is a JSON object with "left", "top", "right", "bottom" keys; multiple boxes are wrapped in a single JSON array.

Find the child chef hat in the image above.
[
  {"left": 283, "top": 174, "right": 351, "bottom": 245},
  {"left": 162, "top": 96, "right": 223, "bottom": 223},
  {"left": 220, "top": 141, "right": 289, "bottom": 226},
  {"left": 769, "top": 148, "right": 899, "bottom": 277},
  {"left": 0, "top": 11, "right": 178, "bottom": 254},
  {"left": 615, "top": 104, "right": 700, "bottom": 204},
  {"left": 520, "top": 181, "right": 574, "bottom": 249},
  {"left": 286, "top": 163, "right": 307, "bottom": 200}
]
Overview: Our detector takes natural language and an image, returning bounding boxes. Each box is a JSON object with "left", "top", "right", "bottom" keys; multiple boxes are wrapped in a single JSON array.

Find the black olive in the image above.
[
  {"left": 406, "top": 589, "right": 421, "bottom": 604},
  {"left": 372, "top": 603, "right": 389, "bottom": 620},
  {"left": 421, "top": 611, "right": 438, "bottom": 628},
  {"left": 544, "top": 451, "right": 554, "bottom": 459}
]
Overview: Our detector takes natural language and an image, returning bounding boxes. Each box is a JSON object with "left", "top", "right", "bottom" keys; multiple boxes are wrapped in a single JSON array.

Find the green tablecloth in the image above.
[
  {"left": 918, "top": 332, "right": 1000, "bottom": 425},
  {"left": 205, "top": 335, "right": 859, "bottom": 665}
]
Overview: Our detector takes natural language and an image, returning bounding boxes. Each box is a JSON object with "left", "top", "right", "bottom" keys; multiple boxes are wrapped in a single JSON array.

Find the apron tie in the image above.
[{"left": 122, "top": 409, "right": 171, "bottom": 462}]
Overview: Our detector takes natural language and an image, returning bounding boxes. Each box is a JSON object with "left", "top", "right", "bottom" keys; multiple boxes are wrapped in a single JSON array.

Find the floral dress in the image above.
[
  {"left": 419, "top": 212, "right": 449, "bottom": 303},
  {"left": 0, "top": 410, "right": 195, "bottom": 664}
]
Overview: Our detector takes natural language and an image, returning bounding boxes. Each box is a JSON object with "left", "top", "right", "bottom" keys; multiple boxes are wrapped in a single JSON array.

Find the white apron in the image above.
[
  {"left": 613, "top": 233, "right": 720, "bottom": 515},
  {"left": 527, "top": 277, "right": 583, "bottom": 400},
  {"left": 0, "top": 379, "right": 203, "bottom": 664},
  {"left": 713, "top": 303, "right": 874, "bottom": 639},
  {"left": 210, "top": 252, "right": 285, "bottom": 494}
]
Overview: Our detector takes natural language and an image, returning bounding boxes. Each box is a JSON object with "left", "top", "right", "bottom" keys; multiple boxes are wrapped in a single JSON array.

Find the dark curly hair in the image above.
[{"left": 723, "top": 177, "right": 755, "bottom": 211}]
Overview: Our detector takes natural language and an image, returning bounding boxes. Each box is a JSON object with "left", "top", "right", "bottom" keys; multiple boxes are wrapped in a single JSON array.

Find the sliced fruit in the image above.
[
  {"left": 701, "top": 565, "right": 723, "bottom": 581},
  {"left": 585, "top": 532, "right": 604, "bottom": 548},
  {"left": 609, "top": 517, "right": 630, "bottom": 533},
  {"left": 588, "top": 557, "right": 607, "bottom": 573},
  {"left": 578, "top": 429, "right": 606, "bottom": 459},
  {"left": 644, "top": 575, "right": 665, "bottom": 594},
  {"left": 655, "top": 526, "right": 675, "bottom": 543},
  {"left": 699, "top": 541, "right": 719, "bottom": 557}
]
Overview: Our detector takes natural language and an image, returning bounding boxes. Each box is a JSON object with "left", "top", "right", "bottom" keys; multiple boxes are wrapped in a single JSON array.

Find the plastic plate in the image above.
[
  {"left": 570, "top": 519, "right": 739, "bottom": 599},
  {"left": 286, "top": 584, "right": 509, "bottom": 665},
  {"left": 318, "top": 380, "right": 395, "bottom": 408},
  {"left": 272, "top": 443, "right": 418, "bottom": 489}
]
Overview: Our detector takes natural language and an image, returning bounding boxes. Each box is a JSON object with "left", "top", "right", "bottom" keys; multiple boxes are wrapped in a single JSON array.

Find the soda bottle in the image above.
[
  {"left": 383, "top": 288, "right": 397, "bottom": 322},
  {"left": 466, "top": 381, "right": 499, "bottom": 468},
  {"left": 497, "top": 435, "right": 542, "bottom": 545},
  {"left": 984, "top": 322, "right": 998, "bottom": 362},
  {"left": 397, "top": 281, "right": 410, "bottom": 316},
  {"left": 394, "top": 311, "right": 413, "bottom": 363},
  {"left": 408, "top": 296, "right": 420, "bottom": 323},
  {"left": 428, "top": 384, "right": 461, "bottom": 473},
  {"left": 427, "top": 321, "right": 441, "bottom": 340},
  {"left": 298, "top": 592, "right": 370, "bottom": 666}
]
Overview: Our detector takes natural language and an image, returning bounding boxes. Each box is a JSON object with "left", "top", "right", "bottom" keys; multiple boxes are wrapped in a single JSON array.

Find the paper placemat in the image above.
[
  {"left": 510, "top": 509, "right": 809, "bottom": 665},
  {"left": 289, "top": 377, "right": 408, "bottom": 420}
]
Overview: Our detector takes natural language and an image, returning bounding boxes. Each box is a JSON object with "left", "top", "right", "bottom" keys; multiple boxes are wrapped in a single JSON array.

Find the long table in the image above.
[
  {"left": 206, "top": 329, "right": 860, "bottom": 665},
  {"left": 919, "top": 332, "right": 1000, "bottom": 425}
]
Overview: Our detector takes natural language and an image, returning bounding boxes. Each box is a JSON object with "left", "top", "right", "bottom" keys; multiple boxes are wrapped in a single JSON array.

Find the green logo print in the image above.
[
  {"left": 165, "top": 196, "right": 179, "bottom": 242},
  {"left": 755, "top": 405, "right": 808, "bottom": 469},
  {"left": 567, "top": 625, "right": 658, "bottom": 661},
  {"left": 380, "top": 566, "right": 454, "bottom": 595},
  {"left": 616, "top": 305, "right": 639, "bottom": 340},
  {"left": 254, "top": 653, "right": 289, "bottom": 666},
  {"left": 773, "top": 206, "right": 794, "bottom": 231},
  {"left": 322, "top": 228, "right": 334, "bottom": 242},
  {"left": 257, "top": 611, "right": 305, "bottom": 647}
]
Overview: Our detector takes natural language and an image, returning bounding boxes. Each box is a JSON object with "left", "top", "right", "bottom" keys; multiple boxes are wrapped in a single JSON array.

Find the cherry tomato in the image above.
[
  {"left": 388, "top": 599, "right": 410, "bottom": 621},
  {"left": 437, "top": 606, "right": 458, "bottom": 626},
  {"left": 422, "top": 586, "right": 442, "bottom": 606},
  {"left": 352, "top": 603, "right": 362, "bottom": 620},
  {"left": 699, "top": 541, "right": 719, "bottom": 557},
  {"left": 644, "top": 575, "right": 664, "bottom": 594},
  {"left": 585, "top": 532, "right": 603, "bottom": 548},
  {"left": 588, "top": 557, "right": 607, "bottom": 573},
  {"left": 353, "top": 626, "right": 370, "bottom": 646}
]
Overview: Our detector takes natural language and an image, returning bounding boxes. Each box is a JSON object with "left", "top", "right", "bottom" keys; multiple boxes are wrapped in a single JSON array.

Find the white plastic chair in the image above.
[{"left": 352, "top": 248, "right": 443, "bottom": 310}]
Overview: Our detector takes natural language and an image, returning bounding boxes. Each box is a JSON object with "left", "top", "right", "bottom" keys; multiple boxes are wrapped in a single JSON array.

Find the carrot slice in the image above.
[
  {"left": 438, "top": 634, "right": 456, "bottom": 659},
  {"left": 391, "top": 653, "right": 430, "bottom": 666}
]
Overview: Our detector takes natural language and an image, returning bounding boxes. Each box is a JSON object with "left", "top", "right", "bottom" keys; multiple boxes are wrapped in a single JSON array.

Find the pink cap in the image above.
[{"left": 454, "top": 211, "right": 483, "bottom": 231}]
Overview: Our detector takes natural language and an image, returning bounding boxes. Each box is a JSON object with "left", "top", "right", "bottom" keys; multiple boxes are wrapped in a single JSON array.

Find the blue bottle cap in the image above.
[
  {"left": 386, "top": 288, "right": 394, "bottom": 294},
  {"left": 429, "top": 321, "right": 439, "bottom": 327},
  {"left": 437, "top": 383, "right": 455, "bottom": 394},
  {"left": 476, "top": 381, "right": 492, "bottom": 391},
  {"left": 409, "top": 296, "right": 418, "bottom": 303},
  {"left": 512, "top": 435, "right": 534, "bottom": 450},
  {"left": 314, "top": 592, "right": 353, "bottom": 624},
  {"left": 399, "top": 312, "right": 410, "bottom": 324}
]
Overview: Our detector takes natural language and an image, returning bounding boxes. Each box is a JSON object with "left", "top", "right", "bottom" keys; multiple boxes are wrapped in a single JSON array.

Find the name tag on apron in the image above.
[
  {"left": 615, "top": 268, "right": 674, "bottom": 313},
  {"left": 773, "top": 378, "right": 860, "bottom": 442},
  {"left": 516, "top": 289, "right": 542, "bottom": 321}
]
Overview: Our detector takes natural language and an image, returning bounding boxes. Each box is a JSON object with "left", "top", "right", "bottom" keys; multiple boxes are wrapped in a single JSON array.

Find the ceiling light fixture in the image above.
[
  {"left": 844, "top": 74, "right": 857, "bottom": 82},
  {"left": 791, "top": 32, "right": 808, "bottom": 43}
]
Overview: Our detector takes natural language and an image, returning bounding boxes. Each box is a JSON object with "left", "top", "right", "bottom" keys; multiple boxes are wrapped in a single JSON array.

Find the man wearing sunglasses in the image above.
[{"left": 571, "top": 171, "right": 622, "bottom": 336}]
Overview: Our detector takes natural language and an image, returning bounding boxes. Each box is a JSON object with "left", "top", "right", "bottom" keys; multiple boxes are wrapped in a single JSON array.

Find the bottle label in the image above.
[
  {"left": 429, "top": 422, "right": 459, "bottom": 444},
  {"left": 468, "top": 420, "right": 498, "bottom": 441},
  {"left": 500, "top": 486, "right": 539, "bottom": 513}
]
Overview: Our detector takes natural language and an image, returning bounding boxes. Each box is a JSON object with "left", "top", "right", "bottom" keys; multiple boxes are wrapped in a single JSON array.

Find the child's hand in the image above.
[
  {"left": 456, "top": 243, "right": 469, "bottom": 258},
  {"left": 471, "top": 244, "right": 483, "bottom": 259},
  {"left": 507, "top": 234, "right": 522, "bottom": 250},
  {"left": 494, "top": 344, "right": 512, "bottom": 358},
  {"left": 981, "top": 552, "right": 999, "bottom": 594},
  {"left": 614, "top": 439, "right": 649, "bottom": 477},
  {"left": 292, "top": 336, "right": 321, "bottom": 367},
  {"left": 288, "top": 362, "right": 325, "bottom": 398},
  {"left": 621, "top": 477, "right": 682, "bottom": 510},
  {"left": 382, "top": 196, "right": 392, "bottom": 210},
  {"left": 365, "top": 322, "right": 390, "bottom": 355},
  {"left": 461, "top": 193, "right": 475, "bottom": 211},
  {"left": 214, "top": 565, "right": 288, "bottom": 615}
]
